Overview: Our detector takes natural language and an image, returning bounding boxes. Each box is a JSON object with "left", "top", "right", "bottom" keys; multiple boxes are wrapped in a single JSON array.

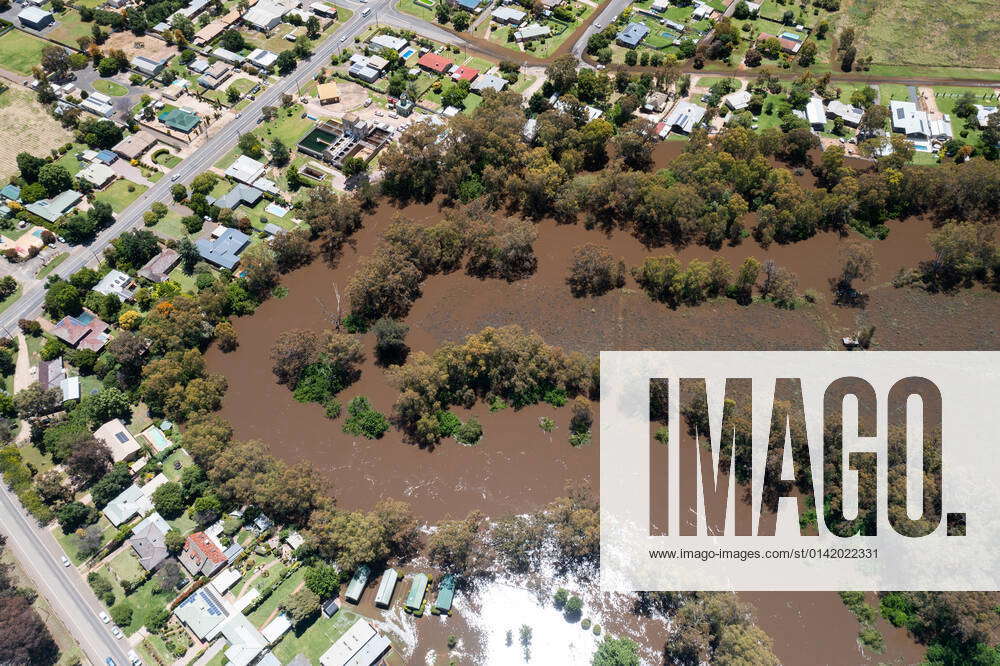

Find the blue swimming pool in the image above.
[
  {"left": 75, "top": 311, "right": 95, "bottom": 324},
  {"left": 32, "top": 229, "right": 44, "bottom": 238},
  {"left": 143, "top": 426, "right": 173, "bottom": 452},
  {"left": 401, "top": 47, "right": 415, "bottom": 59},
  {"left": 661, "top": 31, "right": 676, "bottom": 39}
]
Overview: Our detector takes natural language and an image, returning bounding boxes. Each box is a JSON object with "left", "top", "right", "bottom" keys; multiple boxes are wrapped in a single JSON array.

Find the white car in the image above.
[
  {"left": 170, "top": 174, "right": 180, "bottom": 182},
  {"left": 127, "top": 651, "right": 142, "bottom": 666},
  {"left": 99, "top": 612, "right": 110, "bottom": 624},
  {"left": 60, "top": 556, "right": 70, "bottom": 567},
  {"left": 111, "top": 627, "right": 123, "bottom": 639},
  {"left": 594, "top": 21, "right": 602, "bottom": 29}
]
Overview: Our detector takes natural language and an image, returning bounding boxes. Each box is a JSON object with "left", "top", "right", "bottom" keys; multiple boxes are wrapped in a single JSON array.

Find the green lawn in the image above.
[
  {"left": 95, "top": 180, "right": 148, "bottom": 212},
  {"left": 205, "top": 77, "right": 258, "bottom": 106},
  {"left": 17, "top": 444, "right": 54, "bottom": 475},
  {"left": 271, "top": 610, "right": 364, "bottom": 663},
  {"left": 0, "top": 31, "right": 52, "bottom": 75},
  {"left": 52, "top": 516, "right": 116, "bottom": 565},
  {"left": 214, "top": 103, "right": 312, "bottom": 169},
  {"left": 0, "top": 284, "right": 22, "bottom": 316},
  {"left": 93, "top": 79, "right": 129, "bottom": 97},
  {"left": 108, "top": 548, "right": 145, "bottom": 584},
  {"left": 396, "top": 0, "right": 438, "bottom": 23},
  {"left": 120, "top": 576, "right": 176, "bottom": 636},
  {"left": 167, "top": 511, "right": 197, "bottom": 536},
  {"left": 168, "top": 265, "right": 199, "bottom": 294},
  {"left": 151, "top": 208, "right": 190, "bottom": 240},
  {"left": 152, "top": 148, "right": 182, "bottom": 168},
  {"left": 247, "top": 567, "right": 305, "bottom": 626},
  {"left": 36, "top": 252, "right": 68, "bottom": 279},
  {"left": 49, "top": 9, "right": 95, "bottom": 45}
]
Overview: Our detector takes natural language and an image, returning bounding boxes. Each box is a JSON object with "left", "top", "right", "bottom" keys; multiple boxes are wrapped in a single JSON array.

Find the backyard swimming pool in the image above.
[{"left": 401, "top": 47, "right": 416, "bottom": 59}]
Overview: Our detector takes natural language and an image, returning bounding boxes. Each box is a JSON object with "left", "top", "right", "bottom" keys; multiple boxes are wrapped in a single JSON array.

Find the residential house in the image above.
[
  {"left": 92, "top": 269, "right": 137, "bottom": 301},
  {"left": 417, "top": 52, "right": 453, "bottom": 74},
  {"left": 692, "top": 2, "right": 712, "bottom": 19},
  {"left": 470, "top": 74, "right": 508, "bottom": 94},
  {"left": 81, "top": 92, "right": 115, "bottom": 118},
  {"left": 132, "top": 56, "right": 168, "bottom": 76},
  {"left": 179, "top": 532, "right": 228, "bottom": 576},
  {"left": 189, "top": 58, "right": 211, "bottom": 74},
  {"left": 210, "top": 568, "right": 241, "bottom": 595},
  {"left": 38, "top": 358, "right": 65, "bottom": 392},
  {"left": 310, "top": 1, "right": 337, "bottom": 17},
  {"left": 129, "top": 512, "right": 170, "bottom": 570},
  {"left": 219, "top": 613, "right": 268, "bottom": 666},
  {"left": 77, "top": 162, "right": 116, "bottom": 188},
  {"left": 17, "top": 6, "right": 53, "bottom": 29},
  {"left": 369, "top": 34, "right": 408, "bottom": 53},
  {"left": 492, "top": 6, "right": 526, "bottom": 23},
  {"left": 317, "top": 81, "right": 340, "bottom": 104},
  {"left": 318, "top": 619, "right": 391, "bottom": 666},
  {"left": 975, "top": 104, "right": 998, "bottom": 128},
  {"left": 348, "top": 53, "right": 389, "bottom": 83},
  {"left": 889, "top": 100, "right": 953, "bottom": 141},
  {"left": 94, "top": 418, "right": 143, "bottom": 463},
  {"left": 724, "top": 89, "right": 752, "bottom": 111},
  {"left": 209, "top": 183, "right": 263, "bottom": 210},
  {"left": 212, "top": 47, "right": 245, "bottom": 65},
  {"left": 452, "top": 65, "right": 479, "bottom": 82},
  {"left": 650, "top": 0, "right": 668, "bottom": 11},
  {"left": 60, "top": 377, "right": 80, "bottom": 402},
  {"left": 159, "top": 108, "right": 201, "bottom": 133},
  {"left": 198, "top": 61, "right": 232, "bottom": 89},
  {"left": 113, "top": 131, "right": 156, "bottom": 160},
  {"left": 243, "top": 1, "right": 287, "bottom": 31},
  {"left": 174, "top": 586, "right": 229, "bottom": 640},
  {"left": 643, "top": 91, "right": 669, "bottom": 113},
  {"left": 103, "top": 484, "right": 153, "bottom": 527},
  {"left": 138, "top": 248, "right": 180, "bottom": 283},
  {"left": 804, "top": 96, "right": 826, "bottom": 129},
  {"left": 827, "top": 100, "right": 864, "bottom": 127},
  {"left": 456, "top": 0, "right": 481, "bottom": 9},
  {"left": 247, "top": 48, "right": 278, "bottom": 71},
  {"left": 161, "top": 83, "right": 185, "bottom": 101},
  {"left": 225, "top": 155, "right": 267, "bottom": 184},
  {"left": 196, "top": 228, "right": 251, "bottom": 270},
  {"left": 514, "top": 23, "right": 550, "bottom": 42},
  {"left": 616, "top": 22, "right": 649, "bottom": 48},
  {"left": 260, "top": 614, "right": 292, "bottom": 644},
  {"left": 26, "top": 190, "right": 82, "bottom": 223},
  {"left": 1, "top": 184, "right": 21, "bottom": 203},
  {"left": 663, "top": 100, "right": 707, "bottom": 134},
  {"left": 51, "top": 311, "right": 110, "bottom": 352}
]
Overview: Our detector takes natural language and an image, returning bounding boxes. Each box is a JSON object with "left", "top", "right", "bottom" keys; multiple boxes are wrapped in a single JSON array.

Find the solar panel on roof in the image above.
[{"left": 115, "top": 432, "right": 129, "bottom": 443}]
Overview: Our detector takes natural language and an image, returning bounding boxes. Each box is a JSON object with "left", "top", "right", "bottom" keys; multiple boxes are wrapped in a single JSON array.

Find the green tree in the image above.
[
  {"left": 304, "top": 564, "right": 340, "bottom": 599},
  {"left": 592, "top": 637, "right": 640, "bottom": 665},
  {"left": 37, "top": 163, "right": 73, "bottom": 197},
  {"left": 44, "top": 281, "right": 82, "bottom": 318},
  {"left": 151, "top": 482, "right": 187, "bottom": 519}
]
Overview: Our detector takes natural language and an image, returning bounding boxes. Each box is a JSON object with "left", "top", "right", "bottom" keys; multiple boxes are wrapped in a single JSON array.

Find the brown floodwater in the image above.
[{"left": 203, "top": 146, "right": 993, "bottom": 665}]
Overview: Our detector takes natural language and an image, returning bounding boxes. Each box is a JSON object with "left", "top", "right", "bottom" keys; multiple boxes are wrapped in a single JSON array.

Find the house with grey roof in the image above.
[
  {"left": 174, "top": 586, "right": 229, "bottom": 640},
  {"left": 129, "top": 512, "right": 170, "bottom": 570},
  {"left": 25, "top": 190, "right": 82, "bottom": 223},
  {"left": 133, "top": 56, "right": 168, "bottom": 76},
  {"left": 616, "top": 22, "right": 649, "bottom": 48},
  {"left": 209, "top": 183, "right": 263, "bottom": 210},
  {"left": 247, "top": 48, "right": 278, "bottom": 71},
  {"left": 103, "top": 485, "right": 153, "bottom": 527},
  {"left": 370, "top": 33, "right": 408, "bottom": 53},
  {"left": 663, "top": 100, "right": 707, "bottom": 134},
  {"left": 212, "top": 47, "right": 244, "bottom": 65},
  {"left": 93, "top": 269, "right": 137, "bottom": 301},
  {"left": 470, "top": 74, "right": 508, "bottom": 94},
  {"left": 18, "top": 6, "right": 53, "bottom": 29},
  {"left": 492, "top": 6, "right": 526, "bottom": 24},
  {"left": 224, "top": 155, "right": 267, "bottom": 184},
  {"left": 138, "top": 248, "right": 180, "bottom": 283},
  {"left": 514, "top": 23, "right": 550, "bottom": 42},
  {"left": 196, "top": 228, "right": 251, "bottom": 270}
]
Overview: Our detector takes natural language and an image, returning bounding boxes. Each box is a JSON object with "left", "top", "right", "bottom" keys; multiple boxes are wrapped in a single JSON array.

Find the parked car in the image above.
[
  {"left": 60, "top": 556, "right": 70, "bottom": 567},
  {"left": 106, "top": 658, "right": 116, "bottom": 666},
  {"left": 111, "top": 627, "right": 123, "bottom": 639},
  {"left": 127, "top": 650, "right": 142, "bottom": 666},
  {"left": 99, "top": 612, "right": 110, "bottom": 624}
]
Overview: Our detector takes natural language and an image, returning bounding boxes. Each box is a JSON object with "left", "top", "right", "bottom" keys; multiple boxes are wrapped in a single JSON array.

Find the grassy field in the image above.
[
  {"left": 846, "top": 0, "right": 1000, "bottom": 68},
  {"left": 0, "top": 283, "right": 22, "bottom": 316},
  {"left": 0, "top": 87, "right": 75, "bottom": 181},
  {"left": 0, "top": 30, "right": 51, "bottom": 75},
  {"left": 247, "top": 567, "right": 306, "bottom": 626},
  {"left": 52, "top": 516, "right": 116, "bottom": 565},
  {"left": 271, "top": 609, "right": 364, "bottom": 663},
  {"left": 151, "top": 207, "right": 190, "bottom": 240},
  {"left": 396, "top": 0, "right": 438, "bottom": 23},
  {"left": 49, "top": 9, "right": 94, "bottom": 45},
  {"left": 93, "top": 79, "right": 129, "bottom": 97},
  {"left": 205, "top": 77, "right": 258, "bottom": 106},
  {"left": 152, "top": 148, "right": 182, "bottom": 168},
  {"left": 96, "top": 180, "right": 148, "bottom": 212},
  {"left": 36, "top": 252, "right": 69, "bottom": 279}
]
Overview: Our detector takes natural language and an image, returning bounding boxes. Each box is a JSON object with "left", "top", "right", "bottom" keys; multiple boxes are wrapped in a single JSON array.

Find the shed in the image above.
[
  {"left": 433, "top": 573, "right": 456, "bottom": 613},
  {"left": 322, "top": 598, "right": 340, "bottom": 618},
  {"left": 18, "top": 6, "right": 53, "bottom": 29},
  {"left": 345, "top": 564, "right": 370, "bottom": 603},
  {"left": 374, "top": 569, "right": 398, "bottom": 608},
  {"left": 404, "top": 573, "right": 428, "bottom": 611}
]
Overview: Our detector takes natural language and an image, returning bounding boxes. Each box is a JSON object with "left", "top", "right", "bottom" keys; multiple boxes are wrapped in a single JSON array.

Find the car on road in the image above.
[
  {"left": 594, "top": 21, "right": 602, "bottom": 28},
  {"left": 99, "top": 611, "right": 110, "bottom": 624},
  {"left": 57, "top": 236, "right": 66, "bottom": 244},
  {"left": 362, "top": 7, "right": 371, "bottom": 15},
  {"left": 170, "top": 174, "right": 180, "bottom": 181},
  {"left": 339, "top": 36, "right": 346, "bottom": 42},
  {"left": 235, "top": 113, "right": 242, "bottom": 119},
  {"left": 60, "top": 555, "right": 70, "bottom": 567},
  {"left": 106, "top": 658, "right": 117, "bottom": 666}
]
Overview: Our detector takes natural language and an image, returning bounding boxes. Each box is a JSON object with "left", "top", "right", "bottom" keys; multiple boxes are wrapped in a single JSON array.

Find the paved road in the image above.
[{"left": 0, "top": 482, "right": 129, "bottom": 666}]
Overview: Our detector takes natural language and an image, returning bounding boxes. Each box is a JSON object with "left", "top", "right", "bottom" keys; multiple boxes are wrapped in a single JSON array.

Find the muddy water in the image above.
[{"left": 203, "top": 148, "right": 967, "bottom": 664}]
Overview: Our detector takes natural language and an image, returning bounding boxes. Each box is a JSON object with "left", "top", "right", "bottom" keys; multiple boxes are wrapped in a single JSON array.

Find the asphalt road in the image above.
[{"left": 0, "top": 481, "right": 129, "bottom": 666}]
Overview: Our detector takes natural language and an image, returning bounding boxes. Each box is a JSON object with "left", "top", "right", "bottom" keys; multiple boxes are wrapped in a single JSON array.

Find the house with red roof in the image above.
[
  {"left": 51, "top": 311, "right": 111, "bottom": 352},
  {"left": 417, "top": 52, "right": 453, "bottom": 74},
  {"left": 452, "top": 65, "right": 479, "bottom": 82},
  {"left": 180, "top": 532, "right": 228, "bottom": 576}
]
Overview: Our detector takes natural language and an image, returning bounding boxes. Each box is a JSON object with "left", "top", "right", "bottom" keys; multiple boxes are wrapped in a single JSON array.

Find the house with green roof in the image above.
[
  {"left": 25, "top": 190, "right": 83, "bottom": 223},
  {"left": 433, "top": 574, "right": 456, "bottom": 613},
  {"left": 159, "top": 108, "right": 201, "bottom": 132},
  {"left": 404, "top": 573, "right": 428, "bottom": 611}
]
